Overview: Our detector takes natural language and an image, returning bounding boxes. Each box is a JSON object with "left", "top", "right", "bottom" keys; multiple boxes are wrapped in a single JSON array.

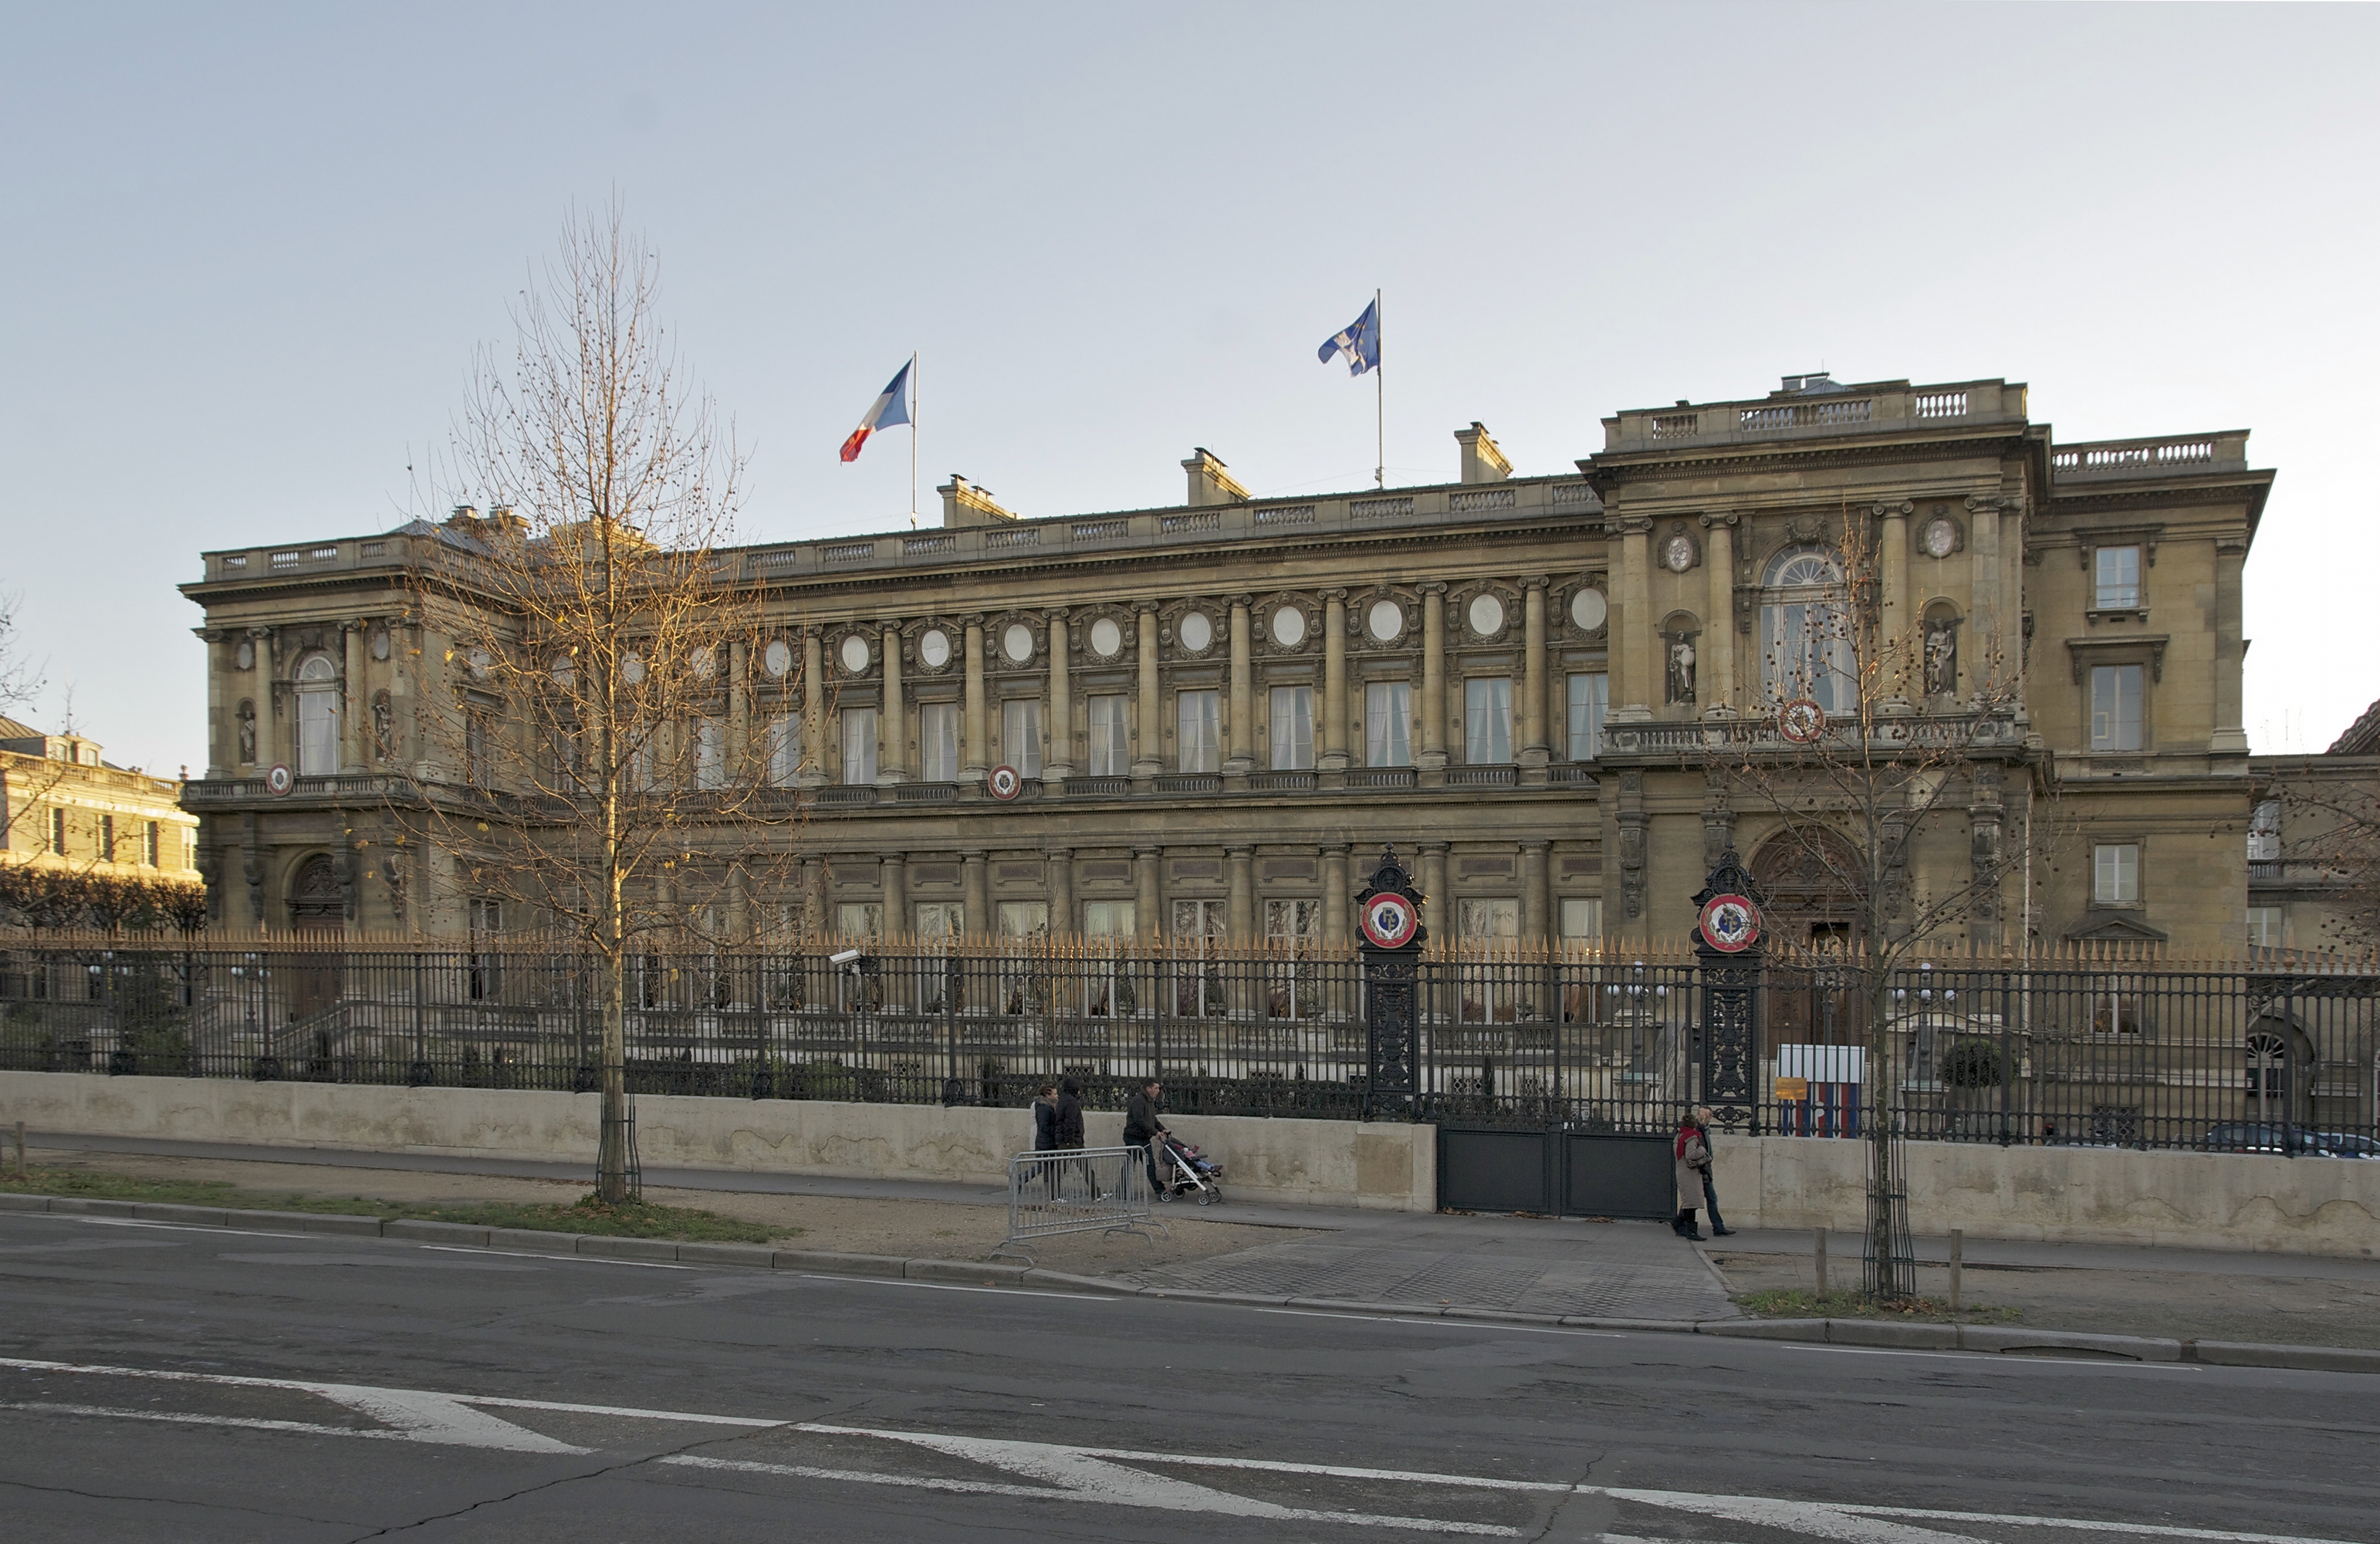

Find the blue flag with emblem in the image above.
[{"left": 1317, "top": 298, "right": 1380, "bottom": 377}]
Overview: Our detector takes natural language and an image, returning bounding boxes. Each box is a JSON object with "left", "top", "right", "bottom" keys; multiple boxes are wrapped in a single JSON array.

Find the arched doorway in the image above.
[
  {"left": 285, "top": 853, "right": 345, "bottom": 1024},
  {"left": 1752, "top": 827, "right": 1869, "bottom": 1056}
]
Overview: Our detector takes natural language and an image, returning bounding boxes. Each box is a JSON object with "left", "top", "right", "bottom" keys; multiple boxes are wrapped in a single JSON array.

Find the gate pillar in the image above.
[
  {"left": 1691, "top": 847, "right": 1767, "bottom": 1134},
  {"left": 1356, "top": 845, "right": 1428, "bottom": 1120}
]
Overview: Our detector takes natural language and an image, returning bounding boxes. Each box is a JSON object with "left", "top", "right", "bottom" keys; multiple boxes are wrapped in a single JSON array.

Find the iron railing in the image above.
[{"left": 1, "top": 940, "right": 2374, "bottom": 1154}]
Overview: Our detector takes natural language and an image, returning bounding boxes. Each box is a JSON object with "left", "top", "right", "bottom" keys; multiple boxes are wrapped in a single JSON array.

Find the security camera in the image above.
[{"left": 830, "top": 948, "right": 863, "bottom": 965}]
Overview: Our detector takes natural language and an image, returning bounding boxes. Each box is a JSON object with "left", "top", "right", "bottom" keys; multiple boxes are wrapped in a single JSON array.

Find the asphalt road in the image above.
[{"left": 2, "top": 1208, "right": 2375, "bottom": 1543}]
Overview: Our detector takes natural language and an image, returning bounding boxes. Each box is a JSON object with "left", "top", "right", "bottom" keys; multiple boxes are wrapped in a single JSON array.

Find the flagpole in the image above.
[
  {"left": 1374, "top": 288, "right": 1384, "bottom": 489},
  {"left": 910, "top": 351, "right": 920, "bottom": 528}
]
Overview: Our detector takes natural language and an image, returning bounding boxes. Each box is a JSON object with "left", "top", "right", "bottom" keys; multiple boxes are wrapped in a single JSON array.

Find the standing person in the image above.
[
  {"left": 1122, "top": 1077, "right": 1171, "bottom": 1198},
  {"left": 1672, "top": 1110, "right": 1710, "bottom": 1241},
  {"left": 1030, "top": 1083, "right": 1060, "bottom": 1152},
  {"left": 1692, "top": 1104, "right": 1733, "bottom": 1237},
  {"left": 1054, "top": 1077, "right": 1087, "bottom": 1198}
]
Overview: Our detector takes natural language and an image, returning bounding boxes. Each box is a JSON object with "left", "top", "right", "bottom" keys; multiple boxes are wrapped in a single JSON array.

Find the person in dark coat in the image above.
[
  {"left": 1054, "top": 1079, "right": 1086, "bottom": 1149},
  {"left": 1673, "top": 1111, "right": 1711, "bottom": 1241},
  {"left": 1122, "top": 1078, "right": 1171, "bottom": 1198},
  {"left": 1030, "top": 1083, "right": 1060, "bottom": 1152},
  {"left": 1693, "top": 1104, "right": 1733, "bottom": 1237}
]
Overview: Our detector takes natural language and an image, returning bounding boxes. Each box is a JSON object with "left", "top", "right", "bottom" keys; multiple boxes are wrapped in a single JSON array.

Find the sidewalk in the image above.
[{"left": 19, "top": 1131, "right": 2380, "bottom": 1350}]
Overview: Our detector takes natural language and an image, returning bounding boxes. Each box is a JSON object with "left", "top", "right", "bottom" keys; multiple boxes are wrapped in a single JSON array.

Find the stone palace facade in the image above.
[{"left": 180, "top": 373, "right": 2277, "bottom": 952}]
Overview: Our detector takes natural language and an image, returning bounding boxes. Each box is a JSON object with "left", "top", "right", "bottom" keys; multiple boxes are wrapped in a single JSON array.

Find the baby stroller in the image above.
[{"left": 1158, "top": 1134, "right": 1225, "bottom": 1205}]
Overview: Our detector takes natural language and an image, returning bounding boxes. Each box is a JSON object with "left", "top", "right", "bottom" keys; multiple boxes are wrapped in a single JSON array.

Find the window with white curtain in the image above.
[
  {"left": 2095, "top": 546, "right": 2142, "bottom": 609},
  {"left": 1566, "top": 673, "right": 1608, "bottom": 761},
  {"left": 841, "top": 707, "right": 877, "bottom": 784},
  {"left": 767, "top": 715, "right": 799, "bottom": 786},
  {"left": 1177, "top": 690, "right": 1219, "bottom": 773},
  {"left": 1269, "top": 685, "right": 1314, "bottom": 769},
  {"left": 1760, "top": 548, "right": 1856, "bottom": 714},
  {"left": 2093, "top": 843, "right": 2140, "bottom": 905},
  {"left": 1463, "top": 677, "right": 1512, "bottom": 764},
  {"left": 1001, "top": 699, "right": 1043, "bottom": 779},
  {"left": 2091, "top": 665, "right": 2143, "bottom": 752},
  {"left": 693, "top": 716, "right": 725, "bottom": 790},
  {"left": 1087, "top": 694, "right": 1129, "bottom": 776},
  {"left": 1364, "top": 681, "right": 1411, "bottom": 767},
  {"left": 919, "top": 702, "right": 958, "bottom": 782},
  {"left": 296, "top": 654, "right": 340, "bottom": 775}
]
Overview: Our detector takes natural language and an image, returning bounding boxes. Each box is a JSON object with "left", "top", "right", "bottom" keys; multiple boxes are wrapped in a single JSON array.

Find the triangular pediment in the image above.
[{"left": 2062, "top": 909, "right": 2169, "bottom": 943}]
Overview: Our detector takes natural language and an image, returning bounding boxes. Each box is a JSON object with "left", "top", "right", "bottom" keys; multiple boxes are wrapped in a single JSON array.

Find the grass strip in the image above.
[
  {"left": 0, "top": 1166, "right": 789, "bottom": 1243},
  {"left": 1734, "top": 1286, "right": 2020, "bottom": 1324}
]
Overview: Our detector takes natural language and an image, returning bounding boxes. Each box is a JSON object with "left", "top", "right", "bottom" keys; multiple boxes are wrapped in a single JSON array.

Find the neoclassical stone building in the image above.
[{"left": 180, "top": 373, "right": 2274, "bottom": 951}]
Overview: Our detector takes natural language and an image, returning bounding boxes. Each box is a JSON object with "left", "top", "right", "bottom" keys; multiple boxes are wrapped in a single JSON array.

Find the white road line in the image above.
[
  {"left": 1837, "top": 1505, "right": 2366, "bottom": 1544},
  {"left": 659, "top": 1451, "right": 1523, "bottom": 1535},
  {"left": 0, "top": 1400, "right": 460, "bottom": 1441},
  {"left": 793, "top": 1274, "right": 1120, "bottom": 1300},
  {"left": 1253, "top": 1307, "right": 1624, "bottom": 1339},
  {"left": 419, "top": 1245, "right": 695, "bottom": 1271},
  {"left": 72, "top": 1218, "right": 313, "bottom": 1240}
]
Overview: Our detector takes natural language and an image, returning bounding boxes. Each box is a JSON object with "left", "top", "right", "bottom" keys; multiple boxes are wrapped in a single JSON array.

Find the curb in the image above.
[{"left": 7, "top": 1190, "right": 2377, "bottom": 1377}]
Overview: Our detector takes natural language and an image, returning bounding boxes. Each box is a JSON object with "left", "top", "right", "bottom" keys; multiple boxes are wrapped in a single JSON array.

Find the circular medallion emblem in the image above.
[
  {"left": 1778, "top": 698, "right": 1827, "bottom": 743},
  {"left": 1662, "top": 534, "right": 1696, "bottom": 573},
  {"left": 987, "top": 765, "right": 1023, "bottom": 801},
  {"left": 1361, "top": 893, "right": 1418, "bottom": 950},
  {"left": 265, "top": 763, "right": 294, "bottom": 796},
  {"left": 1699, "top": 894, "right": 1760, "bottom": 954}
]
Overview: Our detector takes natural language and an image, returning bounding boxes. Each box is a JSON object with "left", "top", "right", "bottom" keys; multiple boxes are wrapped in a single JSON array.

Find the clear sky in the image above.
[{"left": 4, "top": 2, "right": 2372, "bottom": 775}]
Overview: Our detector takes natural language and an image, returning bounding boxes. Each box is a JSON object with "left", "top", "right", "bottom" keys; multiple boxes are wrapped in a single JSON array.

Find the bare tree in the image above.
[
  {"left": 397, "top": 204, "right": 807, "bottom": 1204},
  {"left": 2268, "top": 774, "right": 2380, "bottom": 951},
  {"left": 0, "top": 590, "right": 45, "bottom": 716},
  {"left": 1704, "top": 505, "right": 2047, "bottom": 1299}
]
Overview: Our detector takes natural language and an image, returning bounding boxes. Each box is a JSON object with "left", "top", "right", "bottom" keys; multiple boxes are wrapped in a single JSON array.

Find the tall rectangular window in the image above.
[
  {"left": 835, "top": 901, "right": 882, "bottom": 939},
  {"left": 465, "top": 709, "right": 492, "bottom": 786},
  {"left": 2246, "top": 905, "right": 2286, "bottom": 948},
  {"left": 1001, "top": 699, "right": 1043, "bottom": 779},
  {"left": 998, "top": 900, "right": 1050, "bottom": 938},
  {"left": 2094, "top": 546, "right": 2142, "bottom": 609},
  {"left": 50, "top": 807, "right": 65, "bottom": 855},
  {"left": 1176, "top": 690, "right": 1219, "bottom": 773},
  {"left": 1087, "top": 694, "right": 1130, "bottom": 776},
  {"left": 1364, "top": 681, "right": 1411, "bottom": 767},
  {"left": 1566, "top": 673, "right": 1608, "bottom": 762},
  {"left": 100, "top": 815, "right": 115, "bottom": 863},
  {"left": 1269, "top": 685, "right": 1314, "bottom": 770},
  {"left": 1560, "top": 897, "right": 1603, "bottom": 939},
  {"left": 144, "top": 821, "right": 161, "bottom": 867},
  {"left": 841, "top": 707, "right": 877, "bottom": 784},
  {"left": 693, "top": 716, "right": 725, "bottom": 790},
  {"left": 1464, "top": 677, "right": 1513, "bottom": 764},
  {"left": 919, "top": 702, "right": 959, "bottom": 782},
  {"left": 2248, "top": 799, "right": 2281, "bottom": 862},
  {"left": 297, "top": 688, "right": 339, "bottom": 776},
  {"left": 767, "top": 715, "right": 799, "bottom": 787},
  {"left": 2093, "top": 843, "right": 2139, "bottom": 905},
  {"left": 2090, "top": 665, "right": 2143, "bottom": 752},
  {"left": 915, "top": 901, "right": 964, "bottom": 941}
]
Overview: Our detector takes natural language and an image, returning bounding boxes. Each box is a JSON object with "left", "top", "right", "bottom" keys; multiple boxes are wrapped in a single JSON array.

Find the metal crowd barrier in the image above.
[{"left": 990, "top": 1145, "right": 1166, "bottom": 1265}]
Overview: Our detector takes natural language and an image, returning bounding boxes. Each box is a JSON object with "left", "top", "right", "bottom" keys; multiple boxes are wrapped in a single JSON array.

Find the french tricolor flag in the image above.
[{"left": 840, "top": 360, "right": 913, "bottom": 463}]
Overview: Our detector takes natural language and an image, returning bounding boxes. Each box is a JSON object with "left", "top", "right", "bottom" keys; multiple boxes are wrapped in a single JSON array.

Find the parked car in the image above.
[
  {"left": 2200, "top": 1122, "right": 2320, "bottom": 1155},
  {"left": 2314, "top": 1132, "right": 2380, "bottom": 1159}
]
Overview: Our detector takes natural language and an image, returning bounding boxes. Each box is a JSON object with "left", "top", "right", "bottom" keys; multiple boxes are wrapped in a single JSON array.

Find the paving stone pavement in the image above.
[{"left": 1127, "top": 1218, "right": 1736, "bottom": 1320}]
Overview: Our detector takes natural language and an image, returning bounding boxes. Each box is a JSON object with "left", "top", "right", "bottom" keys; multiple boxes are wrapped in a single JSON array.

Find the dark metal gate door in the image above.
[{"left": 1438, "top": 1129, "right": 1677, "bottom": 1218}]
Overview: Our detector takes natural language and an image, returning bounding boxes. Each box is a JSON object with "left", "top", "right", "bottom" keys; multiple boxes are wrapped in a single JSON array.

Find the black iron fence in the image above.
[{"left": 2, "top": 938, "right": 2375, "bottom": 1154}]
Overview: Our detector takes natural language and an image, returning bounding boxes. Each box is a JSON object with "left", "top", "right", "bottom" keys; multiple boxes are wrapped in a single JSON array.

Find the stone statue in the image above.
[
  {"left": 1924, "top": 621, "right": 1957, "bottom": 696},
  {"left": 1666, "top": 637, "right": 1697, "bottom": 704},
  {"left": 237, "top": 701, "right": 256, "bottom": 765},
  {"left": 370, "top": 691, "right": 394, "bottom": 762}
]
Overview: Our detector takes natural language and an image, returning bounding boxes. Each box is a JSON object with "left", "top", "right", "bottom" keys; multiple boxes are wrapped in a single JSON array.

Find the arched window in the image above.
[
  {"left": 1760, "top": 548, "right": 1855, "bottom": 715},
  {"left": 295, "top": 654, "right": 340, "bottom": 776}
]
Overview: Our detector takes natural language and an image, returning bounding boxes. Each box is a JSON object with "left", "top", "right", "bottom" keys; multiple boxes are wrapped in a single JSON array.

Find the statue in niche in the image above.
[
  {"left": 236, "top": 700, "right": 256, "bottom": 765},
  {"left": 1924, "top": 620, "right": 1958, "bottom": 696},
  {"left": 1666, "top": 635, "right": 1698, "bottom": 704},
  {"left": 370, "top": 691, "right": 394, "bottom": 762}
]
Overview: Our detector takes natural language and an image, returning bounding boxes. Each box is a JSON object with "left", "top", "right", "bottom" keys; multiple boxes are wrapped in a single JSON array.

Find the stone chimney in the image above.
[
  {"left": 1455, "top": 423, "right": 1510, "bottom": 485},
  {"left": 1182, "top": 448, "right": 1249, "bottom": 508},
  {"left": 938, "top": 474, "right": 1018, "bottom": 528}
]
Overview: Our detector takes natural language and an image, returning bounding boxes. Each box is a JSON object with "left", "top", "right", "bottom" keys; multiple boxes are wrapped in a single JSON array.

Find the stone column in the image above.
[
  {"left": 1418, "top": 842, "right": 1449, "bottom": 941},
  {"left": 1321, "top": 843, "right": 1351, "bottom": 947},
  {"left": 1134, "top": 846, "right": 1161, "bottom": 943},
  {"left": 962, "top": 850, "right": 989, "bottom": 939},
  {"left": 205, "top": 632, "right": 229, "bottom": 777},
  {"left": 803, "top": 856, "right": 827, "bottom": 938},
  {"left": 1611, "top": 518, "right": 1653, "bottom": 721},
  {"left": 1225, "top": 596, "right": 1254, "bottom": 776},
  {"left": 877, "top": 624, "right": 904, "bottom": 785},
  {"left": 1520, "top": 578, "right": 1550, "bottom": 770},
  {"left": 962, "top": 617, "right": 988, "bottom": 785},
  {"left": 2211, "top": 536, "right": 2249, "bottom": 755},
  {"left": 881, "top": 851, "right": 908, "bottom": 941},
  {"left": 1966, "top": 495, "right": 2003, "bottom": 699},
  {"left": 1879, "top": 502, "right": 1912, "bottom": 710},
  {"left": 1521, "top": 840, "right": 1550, "bottom": 946},
  {"left": 1048, "top": 848, "right": 1074, "bottom": 935},
  {"left": 1320, "top": 590, "right": 1349, "bottom": 775},
  {"left": 1418, "top": 583, "right": 1449, "bottom": 775},
  {"left": 726, "top": 637, "right": 750, "bottom": 775},
  {"left": 1132, "top": 606, "right": 1162, "bottom": 782},
  {"left": 800, "top": 630, "right": 827, "bottom": 788},
  {"left": 341, "top": 623, "right": 366, "bottom": 771},
  {"left": 1702, "top": 513, "right": 1737, "bottom": 714},
  {"left": 250, "top": 630, "right": 277, "bottom": 772},
  {"left": 1046, "top": 609, "right": 1073, "bottom": 782},
  {"left": 1227, "top": 846, "right": 1255, "bottom": 941}
]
